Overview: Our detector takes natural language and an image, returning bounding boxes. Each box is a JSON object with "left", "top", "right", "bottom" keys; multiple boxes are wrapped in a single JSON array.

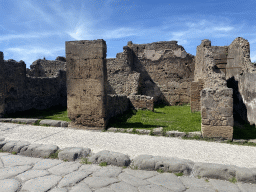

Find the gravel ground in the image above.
[{"left": 0, "top": 122, "right": 256, "bottom": 169}]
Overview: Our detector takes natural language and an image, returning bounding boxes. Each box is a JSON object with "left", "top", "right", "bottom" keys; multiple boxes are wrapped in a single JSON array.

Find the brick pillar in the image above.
[
  {"left": 201, "top": 88, "right": 233, "bottom": 140},
  {"left": 66, "top": 39, "right": 108, "bottom": 129}
]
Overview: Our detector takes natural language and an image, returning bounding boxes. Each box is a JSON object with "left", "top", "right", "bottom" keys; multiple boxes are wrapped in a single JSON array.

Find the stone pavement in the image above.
[{"left": 1, "top": 118, "right": 256, "bottom": 191}]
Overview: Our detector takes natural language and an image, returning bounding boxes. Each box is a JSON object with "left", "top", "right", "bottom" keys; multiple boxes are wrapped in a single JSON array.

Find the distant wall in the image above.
[
  {"left": 26, "top": 57, "right": 66, "bottom": 78},
  {"left": 107, "top": 41, "right": 195, "bottom": 105},
  {"left": 0, "top": 52, "right": 66, "bottom": 117}
]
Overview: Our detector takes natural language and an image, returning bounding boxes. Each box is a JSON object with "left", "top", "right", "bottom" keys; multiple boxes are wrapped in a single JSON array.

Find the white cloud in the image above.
[
  {"left": 0, "top": 32, "right": 61, "bottom": 42},
  {"left": 5, "top": 46, "right": 64, "bottom": 66}
]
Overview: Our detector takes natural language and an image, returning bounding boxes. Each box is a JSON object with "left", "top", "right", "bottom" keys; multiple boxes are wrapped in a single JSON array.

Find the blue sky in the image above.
[{"left": 1, "top": 0, "right": 256, "bottom": 69}]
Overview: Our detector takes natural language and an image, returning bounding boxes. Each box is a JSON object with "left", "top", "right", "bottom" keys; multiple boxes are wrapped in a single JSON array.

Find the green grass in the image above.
[{"left": 107, "top": 103, "right": 201, "bottom": 133}]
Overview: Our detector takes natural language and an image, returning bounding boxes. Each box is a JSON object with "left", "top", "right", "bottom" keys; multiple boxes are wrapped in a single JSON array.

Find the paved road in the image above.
[
  {"left": 1, "top": 121, "right": 256, "bottom": 191},
  {"left": 1, "top": 151, "right": 256, "bottom": 192}
]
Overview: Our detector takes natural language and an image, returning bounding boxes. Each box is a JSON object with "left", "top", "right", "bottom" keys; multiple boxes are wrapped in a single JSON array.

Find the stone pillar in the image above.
[
  {"left": 66, "top": 39, "right": 108, "bottom": 129},
  {"left": 201, "top": 88, "right": 233, "bottom": 140}
]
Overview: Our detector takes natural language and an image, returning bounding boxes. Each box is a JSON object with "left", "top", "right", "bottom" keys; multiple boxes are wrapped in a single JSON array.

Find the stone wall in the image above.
[
  {"left": 201, "top": 88, "right": 234, "bottom": 140},
  {"left": 26, "top": 57, "right": 66, "bottom": 78},
  {"left": 66, "top": 39, "right": 108, "bottom": 129},
  {"left": 128, "top": 95, "right": 154, "bottom": 111},
  {"left": 197, "top": 47, "right": 234, "bottom": 140},
  {"left": 107, "top": 94, "right": 130, "bottom": 119},
  {"left": 107, "top": 41, "right": 195, "bottom": 105},
  {"left": 239, "top": 72, "right": 256, "bottom": 125},
  {"left": 190, "top": 79, "right": 204, "bottom": 112},
  {"left": 0, "top": 52, "right": 66, "bottom": 117}
]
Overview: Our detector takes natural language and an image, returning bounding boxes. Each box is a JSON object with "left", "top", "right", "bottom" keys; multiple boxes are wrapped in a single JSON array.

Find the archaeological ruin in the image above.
[{"left": 0, "top": 37, "right": 255, "bottom": 140}]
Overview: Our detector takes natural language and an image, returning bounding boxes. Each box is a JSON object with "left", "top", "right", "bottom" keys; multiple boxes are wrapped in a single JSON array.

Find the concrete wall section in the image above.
[{"left": 66, "top": 39, "right": 108, "bottom": 129}]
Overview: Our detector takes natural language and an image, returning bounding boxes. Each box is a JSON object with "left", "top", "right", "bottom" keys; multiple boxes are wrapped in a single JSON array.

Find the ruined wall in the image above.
[
  {"left": 128, "top": 95, "right": 154, "bottom": 111},
  {"left": 198, "top": 48, "right": 233, "bottom": 140},
  {"left": 66, "top": 40, "right": 108, "bottom": 129},
  {"left": 107, "top": 46, "right": 134, "bottom": 95},
  {"left": 26, "top": 57, "right": 66, "bottom": 78},
  {"left": 107, "top": 41, "right": 195, "bottom": 105},
  {"left": 0, "top": 52, "right": 66, "bottom": 117},
  {"left": 107, "top": 94, "right": 130, "bottom": 119}
]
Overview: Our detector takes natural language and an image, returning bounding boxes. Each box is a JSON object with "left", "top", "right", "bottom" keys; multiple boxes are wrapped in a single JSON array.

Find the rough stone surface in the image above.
[{"left": 66, "top": 39, "right": 108, "bottom": 129}]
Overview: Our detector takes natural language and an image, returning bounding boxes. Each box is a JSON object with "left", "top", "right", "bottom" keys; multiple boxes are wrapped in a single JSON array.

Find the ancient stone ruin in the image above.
[{"left": 0, "top": 37, "right": 255, "bottom": 140}]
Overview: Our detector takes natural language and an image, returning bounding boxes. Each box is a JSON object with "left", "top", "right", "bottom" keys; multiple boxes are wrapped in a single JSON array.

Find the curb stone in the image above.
[{"left": 0, "top": 137, "right": 256, "bottom": 185}]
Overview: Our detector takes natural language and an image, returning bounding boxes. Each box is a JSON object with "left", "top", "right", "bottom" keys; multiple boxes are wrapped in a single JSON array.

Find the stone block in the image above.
[
  {"left": 201, "top": 107, "right": 207, "bottom": 119},
  {"left": 201, "top": 119, "right": 210, "bottom": 125},
  {"left": 201, "top": 124, "right": 233, "bottom": 140},
  {"left": 218, "top": 107, "right": 233, "bottom": 117}
]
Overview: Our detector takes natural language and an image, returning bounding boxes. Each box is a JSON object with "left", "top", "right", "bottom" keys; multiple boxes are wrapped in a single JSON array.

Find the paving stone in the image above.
[
  {"left": 1, "top": 154, "right": 42, "bottom": 167},
  {"left": 21, "top": 175, "right": 62, "bottom": 192},
  {"left": 69, "top": 182, "right": 92, "bottom": 192},
  {"left": 132, "top": 155, "right": 194, "bottom": 175},
  {"left": 12, "top": 118, "right": 39, "bottom": 124},
  {"left": 32, "top": 158, "right": 64, "bottom": 170},
  {"left": 123, "top": 168, "right": 159, "bottom": 179},
  {"left": 39, "top": 119, "right": 68, "bottom": 127},
  {"left": 95, "top": 189, "right": 114, "bottom": 192},
  {"left": 82, "top": 176, "right": 119, "bottom": 189},
  {"left": 138, "top": 184, "right": 173, "bottom": 192},
  {"left": 0, "top": 140, "right": 8, "bottom": 149},
  {"left": 19, "top": 143, "right": 59, "bottom": 158},
  {"left": 92, "top": 166, "right": 123, "bottom": 177},
  {"left": 209, "top": 179, "right": 241, "bottom": 192},
  {"left": 192, "top": 162, "right": 237, "bottom": 180},
  {"left": 111, "top": 181, "right": 139, "bottom": 192},
  {"left": 49, "top": 188, "right": 68, "bottom": 192},
  {"left": 58, "top": 171, "right": 92, "bottom": 188},
  {"left": 0, "top": 165, "right": 32, "bottom": 179},
  {"left": 58, "top": 147, "right": 91, "bottom": 161},
  {"left": 184, "top": 187, "right": 217, "bottom": 192},
  {"left": 237, "top": 182, "right": 256, "bottom": 192},
  {"left": 179, "top": 176, "right": 215, "bottom": 189},
  {"left": 47, "top": 162, "right": 81, "bottom": 176},
  {"left": 78, "top": 164, "right": 103, "bottom": 172},
  {"left": 15, "top": 169, "right": 50, "bottom": 182},
  {"left": 146, "top": 173, "right": 186, "bottom": 191},
  {"left": 166, "top": 131, "right": 186, "bottom": 137},
  {"left": 0, "top": 179, "right": 21, "bottom": 192},
  {"left": 2, "top": 140, "right": 30, "bottom": 153},
  {"left": 118, "top": 172, "right": 150, "bottom": 187},
  {"left": 88, "top": 150, "right": 130, "bottom": 167},
  {"left": 236, "top": 167, "right": 256, "bottom": 184}
]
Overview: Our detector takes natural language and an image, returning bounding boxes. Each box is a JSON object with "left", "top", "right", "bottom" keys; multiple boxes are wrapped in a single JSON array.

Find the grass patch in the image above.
[
  {"left": 3, "top": 104, "right": 72, "bottom": 122},
  {"left": 107, "top": 104, "right": 201, "bottom": 133}
]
